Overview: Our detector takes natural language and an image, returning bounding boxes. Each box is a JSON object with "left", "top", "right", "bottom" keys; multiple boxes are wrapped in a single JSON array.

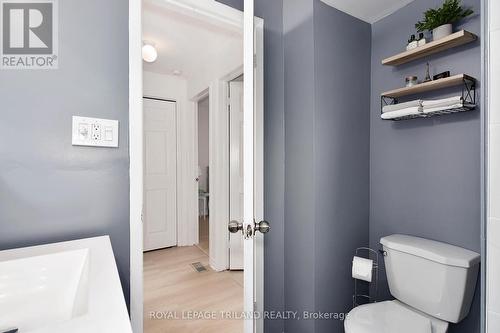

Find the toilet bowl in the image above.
[
  {"left": 344, "top": 300, "right": 448, "bottom": 333},
  {"left": 344, "top": 234, "right": 480, "bottom": 333}
]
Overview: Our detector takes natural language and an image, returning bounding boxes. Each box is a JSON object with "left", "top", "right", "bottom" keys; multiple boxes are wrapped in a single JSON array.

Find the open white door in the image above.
[
  {"left": 228, "top": 2, "right": 266, "bottom": 332},
  {"left": 229, "top": 80, "right": 245, "bottom": 270},
  {"left": 143, "top": 98, "right": 178, "bottom": 251}
]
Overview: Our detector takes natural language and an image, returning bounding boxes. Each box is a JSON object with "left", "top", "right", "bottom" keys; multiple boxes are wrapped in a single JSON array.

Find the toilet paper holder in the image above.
[{"left": 352, "top": 247, "right": 379, "bottom": 307}]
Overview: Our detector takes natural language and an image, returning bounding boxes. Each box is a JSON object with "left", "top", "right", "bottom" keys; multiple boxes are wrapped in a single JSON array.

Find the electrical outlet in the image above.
[
  {"left": 92, "top": 123, "right": 101, "bottom": 141},
  {"left": 72, "top": 116, "right": 119, "bottom": 148}
]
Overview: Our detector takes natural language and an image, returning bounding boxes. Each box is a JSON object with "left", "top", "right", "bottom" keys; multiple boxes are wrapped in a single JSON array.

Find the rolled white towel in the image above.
[
  {"left": 382, "top": 99, "right": 423, "bottom": 113},
  {"left": 381, "top": 106, "right": 423, "bottom": 120},
  {"left": 423, "top": 102, "right": 465, "bottom": 113},
  {"left": 422, "top": 96, "right": 463, "bottom": 108}
]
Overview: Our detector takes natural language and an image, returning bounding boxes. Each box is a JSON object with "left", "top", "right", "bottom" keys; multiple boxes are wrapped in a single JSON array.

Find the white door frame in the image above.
[
  {"left": 201, "top": 67, "right": 244, "bottom": 272},
  {"left": 129, "top": 1, "right": 263, "bottom": 332},
  {"left": 229, "top": 79, "right": 245, "bottom": 270},
  {"left": 190, "top": 68, "right": 244, "bottom": 274}
]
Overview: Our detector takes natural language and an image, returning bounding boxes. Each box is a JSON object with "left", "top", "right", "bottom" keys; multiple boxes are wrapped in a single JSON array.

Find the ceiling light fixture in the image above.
[{"left": 142, "top": 42, "right": 158, "bottom": 63}]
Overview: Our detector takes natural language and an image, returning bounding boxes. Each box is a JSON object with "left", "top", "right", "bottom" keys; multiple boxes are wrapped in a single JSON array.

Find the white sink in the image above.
[{"left": 0, "top": 236, "right": 131, "bottom": 333}]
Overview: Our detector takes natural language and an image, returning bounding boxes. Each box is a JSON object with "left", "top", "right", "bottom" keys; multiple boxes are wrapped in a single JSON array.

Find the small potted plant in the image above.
[{"left": 415, "top": 0, "right": 473, "bottom": 41}]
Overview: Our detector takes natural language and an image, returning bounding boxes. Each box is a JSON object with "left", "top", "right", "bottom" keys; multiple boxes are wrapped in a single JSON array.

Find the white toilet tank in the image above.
[{"left": 380, "top": 234, "right": 480, "bottom": 324}]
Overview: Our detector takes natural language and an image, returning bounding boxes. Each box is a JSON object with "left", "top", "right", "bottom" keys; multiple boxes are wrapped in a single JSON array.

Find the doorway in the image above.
[
  {"left": 141, "top": 1, "right": 244, "bottom": 332},
  {"left": 129, "top": 1, "right": 265, "bottom": 332}
]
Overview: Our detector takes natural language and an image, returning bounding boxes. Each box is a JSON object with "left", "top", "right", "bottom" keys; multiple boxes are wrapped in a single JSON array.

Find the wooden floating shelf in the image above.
[
  {"left": 381, "top": 74, "right": 475, "bottom": 98},
  {"left": 382, "top": 30, "right": 477, "bottom": 66}
]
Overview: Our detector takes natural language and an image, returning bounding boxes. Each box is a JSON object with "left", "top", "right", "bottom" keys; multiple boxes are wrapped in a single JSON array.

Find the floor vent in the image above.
[{"left": 191, "top": 262, "right": 207, "bottom": 272}]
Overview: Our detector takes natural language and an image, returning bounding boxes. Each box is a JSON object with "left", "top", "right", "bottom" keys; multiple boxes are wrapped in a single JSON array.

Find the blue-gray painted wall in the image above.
[
  {"left": 313, "top": 1, "right": 371, "bottom": 332},
  {"left": 282, "top": 1, "right": 316, "bottom": 332},
  {"left": 370, "top": 1, "right": 481, "bottom": 332},
  {"left": 0, "top": 0, "right": 130, "bottom": 303}
]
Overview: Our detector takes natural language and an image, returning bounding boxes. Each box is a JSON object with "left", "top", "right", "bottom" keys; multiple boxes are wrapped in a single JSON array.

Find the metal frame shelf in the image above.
[{"left": 380, "top": 74, "right": 476, "bottom": 121}]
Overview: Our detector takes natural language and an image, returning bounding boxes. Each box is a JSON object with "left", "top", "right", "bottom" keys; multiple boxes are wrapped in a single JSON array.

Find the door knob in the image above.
[
  {"left": 228, "top": 220, "right": 243, "bottom": 233},
  {"left": 254, "top": 220, "right": 270, "bottom": 234}
]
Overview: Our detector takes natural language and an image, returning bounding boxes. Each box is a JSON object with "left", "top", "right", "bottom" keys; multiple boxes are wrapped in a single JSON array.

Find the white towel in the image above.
[
  {"left": 381, "top": 106, "right": 423, "bottom": 120},
  {"left": 423, "top": 102, "right": 469, "bottom": 113},
  {"left": 422, "top": 96, "right": 463, "bottom": 108},
  {"left": 382, "top": 99, "right": 423, "bottom": 113}
]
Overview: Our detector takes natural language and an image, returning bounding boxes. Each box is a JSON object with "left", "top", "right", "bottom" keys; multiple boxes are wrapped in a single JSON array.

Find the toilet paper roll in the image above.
[{"left": 352, "top": 256, "right": 373, "bottom": 282}]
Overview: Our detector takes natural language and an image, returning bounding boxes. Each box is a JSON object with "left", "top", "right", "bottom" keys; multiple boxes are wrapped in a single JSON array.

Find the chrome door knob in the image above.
[
  {"left": 254, "top": 220, "right": 270, "bottom": 234},
  {"left": 228, "top": 220, "right": 243, "bottom": 233}
]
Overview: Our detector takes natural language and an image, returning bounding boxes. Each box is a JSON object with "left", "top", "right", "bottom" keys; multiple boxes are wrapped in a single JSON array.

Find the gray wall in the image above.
[
  {"left": 283, "top": 2, "right": 372, "bottom": 332},
  {"left": 254, "top": 0, "right": 286, "bottom": 332},
  {"left": 369, "top": 0, "right": 481, "bottom": 332},
  {"left": 283, "top": 0, "right": 317, "bottom": 331},
  {"left": 217, "top": 0, "right": 243, "bottom": 11},
  {"left": 313, "top": 1, "right": 371, "bottom": 332},
  {"left": 0, "top": 0, "right": 130, "bottom": 304}
]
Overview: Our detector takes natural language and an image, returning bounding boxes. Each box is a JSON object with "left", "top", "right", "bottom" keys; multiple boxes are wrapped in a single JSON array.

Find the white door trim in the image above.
[
  {"left": 229, "top": 80, "right": 245, "bottom": 270},
  {"left": 129, "top": 0, "right": 143, "bottom": 331},
  {"left": 129, "top": 1, "right": 264, "bottom": 332},
  {"left": 243, "top": 2, "right": 255, "bottom": 332},
  {"left": 254, "top": 17, "right": 265, "bottom": 333},
  {"left": 208, "top": 67, "right": 244, "bottom": 272}
]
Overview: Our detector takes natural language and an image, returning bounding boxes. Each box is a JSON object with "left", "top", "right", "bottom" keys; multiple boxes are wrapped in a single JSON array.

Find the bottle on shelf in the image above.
[
  {"left": 417, "top": 32, "right": 427, "bottom": 47},
  {"left": 406, "top": 34, "right": 418, "bottom": 50}
]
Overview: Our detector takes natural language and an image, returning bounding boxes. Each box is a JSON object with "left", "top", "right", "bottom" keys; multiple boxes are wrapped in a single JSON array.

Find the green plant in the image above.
[{"left": 415, "top": 0, "right": 473, "bottom": 32}]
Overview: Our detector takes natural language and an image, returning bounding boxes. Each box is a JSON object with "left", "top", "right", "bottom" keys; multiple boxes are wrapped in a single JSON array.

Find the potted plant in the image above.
[{"left": 415, "top": 0, "right": 473, "bottom": 41}]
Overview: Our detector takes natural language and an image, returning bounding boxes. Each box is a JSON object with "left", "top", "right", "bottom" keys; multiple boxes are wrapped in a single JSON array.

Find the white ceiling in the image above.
[
  {"left": 142, "top": 1, "right": 242, "bottom": 80},
  {"left": 320, "top": 0, "right": 416, "bottom": 24},
  {"left": 143, "top": 0, "right": 416, "bottom": 81}
]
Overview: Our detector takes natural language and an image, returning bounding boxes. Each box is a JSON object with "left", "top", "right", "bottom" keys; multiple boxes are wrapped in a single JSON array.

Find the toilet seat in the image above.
[{"left": 344, "top": 300, "right": 448, "bottom": 333}]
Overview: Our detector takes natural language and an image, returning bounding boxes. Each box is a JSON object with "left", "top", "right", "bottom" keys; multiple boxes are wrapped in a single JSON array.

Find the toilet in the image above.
[{"left": 345, "top": 234, "right": 480, "bottom": 333}]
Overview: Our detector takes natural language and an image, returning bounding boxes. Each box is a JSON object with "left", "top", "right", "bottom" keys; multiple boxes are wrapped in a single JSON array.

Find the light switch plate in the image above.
[{"left": 72, "top": 116, "right": 119, "bottom": 147}]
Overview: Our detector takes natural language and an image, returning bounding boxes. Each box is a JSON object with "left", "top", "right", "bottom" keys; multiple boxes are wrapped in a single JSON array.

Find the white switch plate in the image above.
[{"left": 72, "top": 116, "right": 119, "bottom": 148}]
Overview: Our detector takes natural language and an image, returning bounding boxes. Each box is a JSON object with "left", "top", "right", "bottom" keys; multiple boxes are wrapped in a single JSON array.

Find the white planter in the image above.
[{"left": 432, "top": 24, "right": 453, "bottom": 41}]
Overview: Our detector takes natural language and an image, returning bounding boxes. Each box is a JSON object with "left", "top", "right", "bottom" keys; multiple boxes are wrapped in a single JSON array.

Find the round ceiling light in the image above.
[{"left": 142, "top": 43, "right": 158, "bottom": 63}]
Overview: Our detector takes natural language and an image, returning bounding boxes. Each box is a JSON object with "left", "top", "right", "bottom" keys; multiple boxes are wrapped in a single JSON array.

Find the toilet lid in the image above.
[{"left": 344, "top": 301, "right": 433, "bottom": 333}]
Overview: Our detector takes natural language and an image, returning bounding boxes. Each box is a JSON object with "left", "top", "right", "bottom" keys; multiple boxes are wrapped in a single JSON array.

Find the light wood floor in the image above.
[{"left": 144, "top": 218, "right": 243, "bottom": 333}]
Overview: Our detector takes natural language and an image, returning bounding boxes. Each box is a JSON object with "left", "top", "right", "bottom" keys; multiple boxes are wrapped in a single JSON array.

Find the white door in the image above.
[
  {"left": 229, "top": 80, "right": 244, "bottom": 270},
  {"left": 228, "top": 9, "right": 266, "bottom": 333},
  {"left": 143, "top": 98, "right": 177, "bottom": 251}
]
